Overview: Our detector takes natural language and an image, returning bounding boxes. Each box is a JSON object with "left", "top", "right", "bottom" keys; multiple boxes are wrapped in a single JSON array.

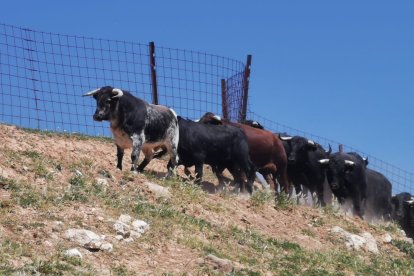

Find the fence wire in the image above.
[
  {"left": 0, "top": 23, "right": 245, "bottom": 137},
  {"left": 248, "top": 111, "right": 414, "bottom": 195},
  {"left": 1, "top": 23, "right": 413, "bottom": 195}
]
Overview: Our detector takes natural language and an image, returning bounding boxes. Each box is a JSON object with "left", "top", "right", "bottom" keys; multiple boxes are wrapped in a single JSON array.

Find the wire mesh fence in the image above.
[
  {"left": 0, "top": 23, "right": 246, "bottom": 137},
  {"left": 1, "top": 23, "right": 413, "bottom": 195},
  {"left": 248, "top": 111, "right": 414, "bottom": 195}
]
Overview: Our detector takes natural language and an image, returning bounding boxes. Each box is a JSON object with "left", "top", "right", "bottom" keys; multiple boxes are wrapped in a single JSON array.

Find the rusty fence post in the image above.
[
  {"left": 240, "top": 54, "right": 252, "bottom": 122},
  {"left": 149, "top": 41, "right": 158, "bottom": 105},
  {"left": 221, "top": 79, "right": 229, "bottom": 120}
]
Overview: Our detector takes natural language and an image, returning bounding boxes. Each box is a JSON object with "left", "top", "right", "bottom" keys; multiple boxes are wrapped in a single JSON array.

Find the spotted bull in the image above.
[{"left": 83, "top": 86, "right": 179, "bottom": 177}]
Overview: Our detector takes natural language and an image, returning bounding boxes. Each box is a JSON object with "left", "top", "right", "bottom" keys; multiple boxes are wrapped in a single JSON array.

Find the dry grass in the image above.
[{"left": 0, "top": 124, "right": 414, "bottom": 274}]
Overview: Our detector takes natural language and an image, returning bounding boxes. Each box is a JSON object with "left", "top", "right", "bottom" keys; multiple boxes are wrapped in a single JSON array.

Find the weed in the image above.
[
  {"left": 111, "top": 265, "right": 136, "bottom": 276},
  {"left": 392, "top": 239, "right": 414, "bottom": 258},
  {"left": 63, "top": 174, "right": 88, "bottom": 202},
  {"left": 302, "top": 228, "right": 316, "bottom": 238},
  {"left": 22, "top": 150, "right": 41, "bottom": 159},
  {"left": 275, "top": 192, "right": 294, "bottom": 210},
  {"left": 344, "top": 223, "right": 361, "bottom": 235},
  {"left": 250, "top": 190, "right": 273, "bottom": 209}
]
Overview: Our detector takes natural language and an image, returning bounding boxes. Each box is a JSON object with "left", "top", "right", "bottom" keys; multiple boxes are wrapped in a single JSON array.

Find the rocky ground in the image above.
[{"left": 1, "top": 124, "right": 414, "bottom": 275}]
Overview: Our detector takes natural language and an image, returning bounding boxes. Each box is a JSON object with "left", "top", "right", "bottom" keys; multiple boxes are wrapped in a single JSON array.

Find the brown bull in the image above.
[{"left": 198, "top": 112, "right": 289, "bottom": 194}]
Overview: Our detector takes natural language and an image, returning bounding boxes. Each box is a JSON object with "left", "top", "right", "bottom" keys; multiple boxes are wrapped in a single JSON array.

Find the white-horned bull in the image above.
[{"left": 83, "top": 86, "right": 179, "bottom": 177}]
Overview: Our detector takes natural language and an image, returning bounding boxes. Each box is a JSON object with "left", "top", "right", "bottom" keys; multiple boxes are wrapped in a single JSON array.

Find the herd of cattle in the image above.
[{"left": 83, "top": 86, "right": 414, "bottom": 238}]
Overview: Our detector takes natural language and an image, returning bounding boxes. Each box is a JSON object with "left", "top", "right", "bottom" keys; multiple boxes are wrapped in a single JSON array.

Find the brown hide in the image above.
[{"left": 227, "top": 122, "right": 289, "bottom": 193}]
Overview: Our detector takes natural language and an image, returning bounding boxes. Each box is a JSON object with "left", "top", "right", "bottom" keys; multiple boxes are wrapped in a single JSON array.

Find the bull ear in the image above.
[{"left": 111, "top": 88, "right": 124, "bottom": 98}]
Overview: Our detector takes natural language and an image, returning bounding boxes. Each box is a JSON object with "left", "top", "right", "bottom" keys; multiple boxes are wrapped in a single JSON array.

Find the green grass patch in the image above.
[{"left": 250, "top": 190, "right": 273, "bottom": 209}]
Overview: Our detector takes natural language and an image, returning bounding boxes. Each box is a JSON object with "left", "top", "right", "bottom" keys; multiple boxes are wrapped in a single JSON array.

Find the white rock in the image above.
[
  {"left": 124, "top": 237, "right": 135, "bottom": 243},
  {"left": 65, "top": 229, "right": 104, "bottom": 250},
  {"left": 75, "top": 170, "right": 83, "bottom": 176},
  {"left": 64, "top": 248, "right": 83, "bottom": 259},
  {"left": 330, "top": 226, "right": 379, "bottom": 254},
  {"left": 113, "top": 221, "right": 130, "bottom": 238},
  {"left": 381, "top": 233, "right": 393, "bottom": 243},
  {"left": 100, "top": 243, "right": 113, "bottom": 252},
  {"left": 52, "top": 221, "right": 64, "bottom": 232},
  {"left": 403, "top": 237, "right": 414, "bottom": 244},
  {"left": 115, "top": 235, "right": 124, "bottom": 241},
  {"left": 205, "top": 254, "right": 234, "bottom": 273},
  {"left": 132, "top": 220, "right": 149, "bottom": 235},
  {"left": 130, "top": 230, "right": 142, "bottom": 239},
  {"left": 96, "top": 178, "right": 108, "bottom": 186},
  {"left": 145, "top": 182, "right": 171, "bottom": 199},
  {"left": 44, "top": 240, "right": 53, "bottom": 247},
  {"left": 361, "top": 232, "right": 379, "bottom": 254},
  {"left": 118, "top": 214, "right": 132, "bottom": 224}
]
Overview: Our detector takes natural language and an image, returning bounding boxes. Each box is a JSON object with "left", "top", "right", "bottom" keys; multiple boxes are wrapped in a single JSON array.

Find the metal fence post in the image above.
[
  {"left": 240, "top": 54, "right": 252, "bottom": 122},
  {"left": 221, "top": 79, "right": 229, "bottom": 120},
  {"left": 149, "top": 41, "right": 158, "bottom": 105},
  {"left": 339, "top": 144, "right": 344, "bottom": 153}
]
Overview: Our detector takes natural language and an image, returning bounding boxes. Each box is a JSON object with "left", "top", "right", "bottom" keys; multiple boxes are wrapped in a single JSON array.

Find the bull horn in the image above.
[
  {"left": 112, "top": 88, "right": 123, "bottom": 98},
  {"left": 344, "top": 160, "right": 355, "bottom": 166},
  {"left": 318, "top": 159, "right": 330, "bottom": 164},
  {"left": 83, "top": 88, "right": 100, "bottom": 97},
  {"left": 363, "top": 157, "right": 369, "bottom": 165},
  {"left": 404, "top": 198, "right": 414, "bottom": 204},
  {"left": 279, "top": 134, "right": 293, "bottom": 141},
  {"left": 307, "top": 140, "right": 315, "bottom": 146},
  {"left": 326, "top": 144, "right": 332, "bottom": 155},
  {"left": 212, "top": 115, "right": 222, "bottom": 121}
]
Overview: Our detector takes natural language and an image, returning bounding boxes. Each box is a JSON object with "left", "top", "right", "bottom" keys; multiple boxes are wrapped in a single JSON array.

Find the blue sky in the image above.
[{"left": 1, "top": 1, "right": 413, "bottom": 172}]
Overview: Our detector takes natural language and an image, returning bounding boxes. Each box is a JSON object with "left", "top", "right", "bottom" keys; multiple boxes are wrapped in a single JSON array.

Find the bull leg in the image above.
[
  {"left": 166, "top": 146, "right": 178, "bottom": 179},
  {"left": 316, "top": 186, "right": 326, "bottom": 207},
  {"left": 277, "top": 170, "right": 290, "bottom": 194},
  {"left": 116, "top": 145, "right": 124, "bottom": 170},
  {"left": 194, "top": 163, "right": 203, "bottom": 184},
  {"left": 214, "top": 167, "right": 226, "bottom": 188},
  {"left": 166, "top": 124, "right": 179, "bottom": 179},
  {"left": 352, "top": 195, "right": 364, "bottom": 219},
  {"left": 137, "top": 158, "right": 151, "bottom": 172},
  {"left": 263, "top": 174, "right": 276, "bottom": 193},
  {"left": 130, "top": 133, "right": 144, "bottom": 172}
]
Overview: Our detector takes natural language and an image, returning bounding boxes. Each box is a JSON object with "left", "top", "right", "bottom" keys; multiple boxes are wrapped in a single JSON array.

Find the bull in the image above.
[
  {"left": 319, "top": 152, "right": 367, "bottom": 218},
  {"left": 83, "top": 86, "right": 179, "bottom": 177},
  {"left": 279, "top": 135, "right": 331, "bottom": 206}
]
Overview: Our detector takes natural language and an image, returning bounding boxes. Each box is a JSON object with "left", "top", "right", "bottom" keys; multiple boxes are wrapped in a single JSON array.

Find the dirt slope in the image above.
[{"left": 0, "top": 124, "right": 413, "bottom": 275}]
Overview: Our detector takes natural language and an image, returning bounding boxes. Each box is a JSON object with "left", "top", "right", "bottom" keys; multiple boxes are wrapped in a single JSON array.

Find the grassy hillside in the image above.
[{"left": 1, "top": 124, "right": 414, "bottom": 275}]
